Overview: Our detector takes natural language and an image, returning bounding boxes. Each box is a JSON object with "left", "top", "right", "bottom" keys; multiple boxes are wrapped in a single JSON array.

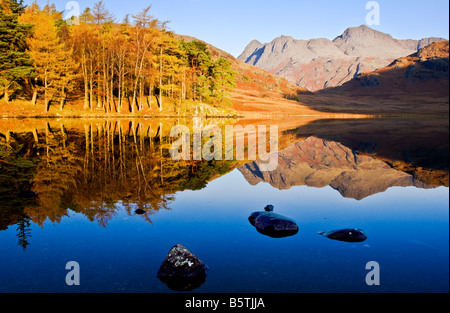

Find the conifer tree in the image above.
[{"left": 0, "top": 0, "right": 35, "bottom": 104}]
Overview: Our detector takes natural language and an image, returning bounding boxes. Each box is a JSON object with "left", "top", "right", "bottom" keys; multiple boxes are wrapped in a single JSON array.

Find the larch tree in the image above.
[
  {"left": 71, "top": 12, "right": 99, "bottom": 110},
  {"left": 20, "top": 2, "right": 76, "bottom": 112},
  {"left": 130, "top": 6, "right": 160, "bottom": 113},
  {"left": 3, "top": 1, "right": 237, "bottom": 114}
]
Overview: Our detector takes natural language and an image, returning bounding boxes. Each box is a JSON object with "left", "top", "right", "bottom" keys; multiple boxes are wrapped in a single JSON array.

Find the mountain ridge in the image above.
[{"left": 238, "top": 25, "right": 447, "bottom": 91}]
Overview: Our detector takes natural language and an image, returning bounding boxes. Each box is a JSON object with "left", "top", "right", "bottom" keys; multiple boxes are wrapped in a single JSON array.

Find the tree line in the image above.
[{"left": 0, "top": 0, "right": 236, "bottom": 113}]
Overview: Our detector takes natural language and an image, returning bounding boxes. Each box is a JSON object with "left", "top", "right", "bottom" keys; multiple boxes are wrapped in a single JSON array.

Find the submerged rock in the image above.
[
  {"left": 319, "top": 228, "right": 368, "bottom": 242},
  {"left": 249, "top": 211, "right": 299, "bottom": 238},
  {"left": 157, "top": 244, "right": 208, "bottom": 292}
]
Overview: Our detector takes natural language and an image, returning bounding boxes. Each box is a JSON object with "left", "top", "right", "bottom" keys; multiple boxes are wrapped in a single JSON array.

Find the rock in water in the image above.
[
  {"left": 319, "top": 228, "right": 368, "bottom": 242},
  {"left": 157, "top": 244, "right": 208, "bottom": 292},
  {"left": 249, "top": 212, "right": 299, "bottom": 238},
  {"left": 134, "top": 209, "right": 146, "bottom": 215},
  {"left": 264, "top": 205, "right": 275, "bottom": 212}
]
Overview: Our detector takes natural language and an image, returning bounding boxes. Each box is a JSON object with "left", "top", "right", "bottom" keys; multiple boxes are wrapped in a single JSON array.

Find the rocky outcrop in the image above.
[{"left": 238, "top": 25, "right": 446, "bottom": 91}]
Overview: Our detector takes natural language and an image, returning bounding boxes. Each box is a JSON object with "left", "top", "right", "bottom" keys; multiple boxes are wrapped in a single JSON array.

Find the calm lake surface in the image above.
[{"left": 0, "top": 117, "right": 448, "bottom": 293}]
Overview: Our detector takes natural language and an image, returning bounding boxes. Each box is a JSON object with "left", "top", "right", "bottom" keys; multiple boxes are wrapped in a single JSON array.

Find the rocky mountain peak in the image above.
[{"left": 238, "top": 25, "right": 447, "bottom": 91}]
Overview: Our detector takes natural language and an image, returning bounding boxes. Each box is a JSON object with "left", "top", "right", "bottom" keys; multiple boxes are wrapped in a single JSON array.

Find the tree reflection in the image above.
[
  {"left": 16, "top": 214, "right": 32, "bottom": 251},
  {"left": 0, "top": 119, "right": 238, "bottom": 236}
]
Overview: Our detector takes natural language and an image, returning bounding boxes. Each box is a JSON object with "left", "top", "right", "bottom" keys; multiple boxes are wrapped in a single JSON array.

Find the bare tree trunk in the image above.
[
  {"left": 89, "top": 60, "right": 94, "bottom": 110},
  {"left": 118, "top": 58, "right": 122, "bottom": 114},
  {"left": 60, "top": 95, "right": 65, "bottom": 111},
  {"left": 32, "top": 129, "right": 38, "bottom": 143},
  {"left": 44, "top": 72, "right": 49, "bottom": 113},
  {"left": 139, "top": 78, "right": 143, "bottom": 111},
  {"left": 82, "top": 52, "right": 89, "bottom": 109},
  {"left": 3, "top": 88, "right": 8, "bottom": 104},
  {"left": 149, "top": 80, "right": 153, "bottom": 109},
  {"left": 31, "top": 90, "right": 37, "bottom": 106},
  {"left": 159, "top": 45, "right": 163, "bottom": 112}
]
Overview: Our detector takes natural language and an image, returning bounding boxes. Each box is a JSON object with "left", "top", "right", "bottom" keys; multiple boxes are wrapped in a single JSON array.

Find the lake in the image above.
[{"left": 0, "top": 117, "right": 448, "bottom": 293}]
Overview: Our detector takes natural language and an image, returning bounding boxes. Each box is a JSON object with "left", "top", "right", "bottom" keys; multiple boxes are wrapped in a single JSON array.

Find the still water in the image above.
[{"left": 0, "top": 117, "right": 448, "bottom": 293}]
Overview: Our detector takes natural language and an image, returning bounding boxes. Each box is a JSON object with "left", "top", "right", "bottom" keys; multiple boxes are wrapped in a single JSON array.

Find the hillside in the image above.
[
  {"left": 239, "top": 25, "right": 446, "bottom": 91},
  {"left": 178, "top": 34, "right": 349, "bottom": 117},
  {"left": 298, "top": 41, "right": 449, "bottom": 115}
]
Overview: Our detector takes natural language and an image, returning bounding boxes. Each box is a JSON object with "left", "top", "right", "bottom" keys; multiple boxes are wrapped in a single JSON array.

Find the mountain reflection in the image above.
[
  {"left": 292, "top": 118, "right": 449, "bottom": 187},
  {"left": 239, "top": 136, "right": 436, "bottom": 200},
  {"left": 0, "top": 117, "right": 448, "bottom": 251}
]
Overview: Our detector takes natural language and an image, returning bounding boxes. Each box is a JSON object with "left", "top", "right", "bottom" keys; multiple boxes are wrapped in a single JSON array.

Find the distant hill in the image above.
[
  {"left": 177, "top": 34, "right": 317, "bottom": 116},
  {"left": 239, "top": 25, "right": 447, "bottom": 91},
  {"left": 296, "top": 41, "right": 449, "bottom": 115},
  {"left": 341, "top": 40, "right": 449, "bottom": 92}
]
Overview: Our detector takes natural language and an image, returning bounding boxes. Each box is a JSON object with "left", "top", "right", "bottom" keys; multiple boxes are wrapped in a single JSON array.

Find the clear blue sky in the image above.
[{"left": 27, "top": 0, "right": 450, "bottom": 57}]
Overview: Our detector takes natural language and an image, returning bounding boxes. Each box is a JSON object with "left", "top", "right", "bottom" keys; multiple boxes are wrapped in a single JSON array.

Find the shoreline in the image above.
[{"left": 0, "top": 113, "right": 447, "bottom": 119}]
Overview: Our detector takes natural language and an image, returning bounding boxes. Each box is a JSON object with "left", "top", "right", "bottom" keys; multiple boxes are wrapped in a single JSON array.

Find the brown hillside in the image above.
[
  {"left": 177, "top": 34, "right": 352, "bottom": 117},
  {"left": 297, "top": 41, "right": 449, "bottom": 115}
]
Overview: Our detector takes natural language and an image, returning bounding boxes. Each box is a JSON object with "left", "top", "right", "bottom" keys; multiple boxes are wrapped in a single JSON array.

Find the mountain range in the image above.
[
  {"left": 238, "top": 136, "right": 434, "bottom": 200},
  {"left": 238, "top": 25, "right": 447, "bottom": 91}
]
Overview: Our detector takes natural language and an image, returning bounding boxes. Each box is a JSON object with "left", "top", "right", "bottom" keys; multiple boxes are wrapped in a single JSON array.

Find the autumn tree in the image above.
[
  {"left": 20, "top": 2, "right": 77, "bottom": 112},
  {"left": 71, "top": 9, "right": 99, "bottom": 110},
  {"left": 3, "top": 1, "right": 237, "bottom": 114}
]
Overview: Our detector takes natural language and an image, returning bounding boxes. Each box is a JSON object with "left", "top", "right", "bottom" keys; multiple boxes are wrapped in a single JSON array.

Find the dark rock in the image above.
[
  {"left": 249, "top": 211, "right": 299, "bottom": 238},
  {"left": 157, "top": 244, "right": 208, "bottom": 292},
  {"left": 319, "top": 228, "right": 368, "bottom": 242},
  {"left": 264, "top": 205, "right": 274, "bottom": 212},
  {"left": 134, "top": 209, "right": 146, "bottom": 215}
]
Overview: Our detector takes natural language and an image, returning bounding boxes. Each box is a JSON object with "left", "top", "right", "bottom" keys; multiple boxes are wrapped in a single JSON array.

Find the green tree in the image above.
[
  {"left": 210, "top": 58, "right": 236, "bottom": 105},
  {"left": 0, "top": 0, "right": 35, "bottom": 104},
  {"left": 180, "top": 41, "right": 213, "bottom": 101}
]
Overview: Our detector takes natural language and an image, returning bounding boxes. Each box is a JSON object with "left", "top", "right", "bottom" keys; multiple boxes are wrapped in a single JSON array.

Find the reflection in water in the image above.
[
  {"left": 239, "top": 135, "right": 443, "bottom": 200},
  {"left": 292, "top": 118, "right": 449, "bottom": 187},
  {"left": 0, "top": 117, "right": 448, "bottom": 248},
  {"left": 0, "top": 117, "right": 448, "bottom": 293},
  {"left": 0, "top": 119, "right": 239, "bottom": 249}
]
